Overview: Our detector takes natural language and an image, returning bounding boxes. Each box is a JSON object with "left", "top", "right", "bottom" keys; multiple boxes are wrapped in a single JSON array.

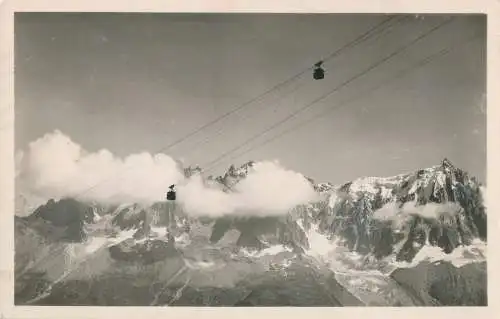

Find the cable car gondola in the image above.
[
  {"left": 166, "top": 184, "right": 176, "bottom": 201},
  {"left": 313, "top": 61, "right": 325, "bottom": 80}
]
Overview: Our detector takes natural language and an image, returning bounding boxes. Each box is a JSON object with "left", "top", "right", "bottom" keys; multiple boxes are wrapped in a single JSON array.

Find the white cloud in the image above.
[
  {"left": 19, "top": 130, "right": 185, "bottom": 204},
  {"left": 373, "top": 201, "right": 462, "bottom": 227},
  {"left": 176, "top": 161, "right": 319, "bottom": 217},
  {"left": 373, "top": 202, "right": 401, "bottom": 221},
  {"left": 176, "top": 175, "right": 235, "bottom": 216},
  {"left": 18, "top": 131, "right": 318, "bottom": 217},
  {"left": 403, "top": 201, "right": 461, "bottom": 219},
  {"left": 233, "top": 161, "right": 319, "bottom": 213}
]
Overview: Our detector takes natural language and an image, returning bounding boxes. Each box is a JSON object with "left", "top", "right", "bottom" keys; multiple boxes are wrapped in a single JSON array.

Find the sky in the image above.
[{"left": 14, "top": 13, "right": 486, "bottom": 185}]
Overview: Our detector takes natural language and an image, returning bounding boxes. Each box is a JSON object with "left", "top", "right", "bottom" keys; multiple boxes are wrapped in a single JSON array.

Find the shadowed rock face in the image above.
[
  {"left": 15, "top": 159, "right": 487, "bottom": 306},
  {"left": 210, "top": 216, "right": 309, "bottom": 251},
  {"left": 30, "top": 198, "right": 95, "bottom": 225},
  {"left": 108, "top": 238, "right": 180, "bottom": 265},
  {"left": 391, "top": 261, "right": 487, "bottom": 306},
  {"left": 24, "top": 198, "right": 97, "bottom": 242}
]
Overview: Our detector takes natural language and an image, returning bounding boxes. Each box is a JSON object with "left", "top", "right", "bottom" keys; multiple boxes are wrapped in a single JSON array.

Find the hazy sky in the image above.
[{"left": 15, "top": 13, "right": 486, "bottom": 185}]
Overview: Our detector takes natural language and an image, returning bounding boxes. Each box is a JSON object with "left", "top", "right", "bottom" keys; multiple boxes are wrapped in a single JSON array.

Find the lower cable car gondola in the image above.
[
  {"left": 313, "top": 61, "right": 325, "bottom": 80},
  {"left": 166, "top": 184, "right": 176, "bottom": 201}
]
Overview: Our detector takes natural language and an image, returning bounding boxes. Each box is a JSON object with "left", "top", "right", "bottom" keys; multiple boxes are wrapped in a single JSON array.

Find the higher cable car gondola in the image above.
[{"left": 313, "top": 61, "right": 325, "bottom": 80}]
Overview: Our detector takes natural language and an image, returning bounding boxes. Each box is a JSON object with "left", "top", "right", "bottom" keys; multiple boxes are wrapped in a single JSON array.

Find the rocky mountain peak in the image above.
[
  {"left": 183, "top": 165, "right": 203, "bottom": 178},
  {"left": 441, "top": 157, "right": 455, "bottom": 170}
]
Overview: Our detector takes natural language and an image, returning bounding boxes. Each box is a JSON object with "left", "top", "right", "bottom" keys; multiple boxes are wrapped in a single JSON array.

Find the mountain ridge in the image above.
[{"left": 14, "top": 158, "right": 487, "bottom": 306}]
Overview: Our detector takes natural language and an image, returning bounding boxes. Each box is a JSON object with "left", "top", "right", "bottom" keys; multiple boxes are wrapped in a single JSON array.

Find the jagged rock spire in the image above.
[
  {"left": 441, "top": 157, "right": 455, "bottom": 169},
  {"left": 227, "top": 164, "right": 236, "bottom": 176}
]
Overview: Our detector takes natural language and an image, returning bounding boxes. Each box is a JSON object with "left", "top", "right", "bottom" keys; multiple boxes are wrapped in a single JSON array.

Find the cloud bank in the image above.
[
  {"left": 373, "top": 201, "right": 462, "bottom": 228},
  {"left": 17, "top": 131, "right": 317, "bottom": 217},
  {"left": 177, "top": 161, "right": 319, "bottom": 217},
  {"left": 18, "top": 130, "right": 185, "bottom": 204}
]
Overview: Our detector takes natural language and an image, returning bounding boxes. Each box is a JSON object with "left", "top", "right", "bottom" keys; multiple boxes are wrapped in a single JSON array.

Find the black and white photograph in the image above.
[{"left": 9, "top": 10, "right": 489, "bottom": 307}]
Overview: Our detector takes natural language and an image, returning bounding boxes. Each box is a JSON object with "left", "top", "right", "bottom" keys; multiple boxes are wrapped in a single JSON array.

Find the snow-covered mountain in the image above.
[
  {"left": 14, "top": 158, "right": 487, "bottom": 306},
  {"left": 311, "top": 158, "right": 486, "bottom": 262}
]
